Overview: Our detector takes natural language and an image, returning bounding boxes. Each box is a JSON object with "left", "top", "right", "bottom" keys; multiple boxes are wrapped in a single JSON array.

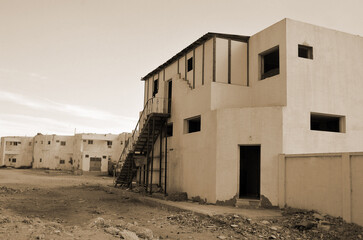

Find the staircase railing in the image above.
[{"left": 116, "top": 97, "right": 168, "bottom": 170}]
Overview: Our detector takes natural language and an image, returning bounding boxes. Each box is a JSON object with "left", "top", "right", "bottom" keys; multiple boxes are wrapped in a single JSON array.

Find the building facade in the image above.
[
  {"left": 116, "top": 18, "right": 363, "bottom": 214},
  {"left": 0, "top": 136, "right": 33, "bottom": 168}
]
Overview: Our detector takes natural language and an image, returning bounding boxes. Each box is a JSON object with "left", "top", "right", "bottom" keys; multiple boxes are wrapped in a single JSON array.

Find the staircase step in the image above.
[{"left": 235, "top": 198, "right": 261, "bottom": 209}]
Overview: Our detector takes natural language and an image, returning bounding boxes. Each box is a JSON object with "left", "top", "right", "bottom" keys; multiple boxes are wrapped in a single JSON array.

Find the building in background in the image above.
[
  {"left": 1, "top": 132, "right": 129, "bottom": 173},
  {"left": 0, "top": 136, "right": 34, "bottom": 168}
]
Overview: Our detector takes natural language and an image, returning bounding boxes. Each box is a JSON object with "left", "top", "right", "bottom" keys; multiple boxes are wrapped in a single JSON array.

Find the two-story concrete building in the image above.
[
  {"left": 115, "top": 19, "right": 363, "bottom": 225},
  {"left": 0, "top": 136, "right": 33, "bottom": 168}
]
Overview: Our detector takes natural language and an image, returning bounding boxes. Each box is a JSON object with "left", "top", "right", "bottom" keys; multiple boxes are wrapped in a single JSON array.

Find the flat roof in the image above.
[{"left": 141, "top": 32, "right": 249, "bottom": 81}]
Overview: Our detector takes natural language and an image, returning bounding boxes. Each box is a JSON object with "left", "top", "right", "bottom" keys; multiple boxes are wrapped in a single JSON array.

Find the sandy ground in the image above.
[
  {"left": 0, "top": 168, "right": 240, "bottom": 240},
  {"left": 1, "top": 168, "right": 363, "bottom": 240}
]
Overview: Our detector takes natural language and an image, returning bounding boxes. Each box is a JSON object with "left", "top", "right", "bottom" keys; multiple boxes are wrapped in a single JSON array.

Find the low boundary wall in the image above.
[{"left": 279, "top": 152, "right": 363, "bottom": 226}]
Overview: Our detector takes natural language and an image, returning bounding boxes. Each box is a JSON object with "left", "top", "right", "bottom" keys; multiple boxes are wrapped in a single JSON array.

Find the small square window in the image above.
[
  {"left": 29, "top": 142, "right": 32, "bottom": 146},
  {"left": 85, "top": 154, "right": 89, "bottom": 158},
  {"left": 298, "top": 45, "right": 313, "bottom": 59},
  {"left": 185, "top": 116, "right": 201, "bottom": 134},
  {"left": 187, "top": 57, "right": 193, "bottom": 72},
  {"left": 260, "top": 46, "right": 279, "bottom": 80},
  {"left": 48, "top": 141, "right": 51, "bottom": 145},
  {"left": 83, "top": 140, "right": 86, "bottom": 142},
  {"left": 56, "top": 140, "right": 59, "bottom": 143},
  {"left": 40, "top": 158, "right": 42, "bottom": 162},
  {"left": 60, "top": 141, "right": 66, "bottom": 146},
  {"left": 12, "top": 158, "right": 16, "bottom": 163},
  {"left": 102, "top": 155, "right": 107, "bottom": 159},
  {"left": 167, "top": 123, "right": 173, "bottom": 137},
  {"left": 60, "top": 159, "right": 65, "bottom": 164},
  {"left": 108, "top": 156, "right": 111, "bottom": 161},
  {"left": 120, "top": 141, "right": 123, "bottom": 145},
  {"left": 107, "top": 141, "right": 112, "bottom": 146},
  {"left": 88, "top": 140, "right": 93, "bottom": 144}
]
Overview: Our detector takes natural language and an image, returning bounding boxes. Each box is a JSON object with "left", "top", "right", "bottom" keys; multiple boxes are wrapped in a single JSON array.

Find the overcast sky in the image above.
[{"left": 0, "top": 0, "right": 362, "bottom": 137}]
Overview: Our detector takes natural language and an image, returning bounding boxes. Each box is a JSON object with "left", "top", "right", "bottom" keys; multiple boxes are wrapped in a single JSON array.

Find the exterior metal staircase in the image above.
[{"left": 114, "top": 97, "right": 170, "bottom": 192}]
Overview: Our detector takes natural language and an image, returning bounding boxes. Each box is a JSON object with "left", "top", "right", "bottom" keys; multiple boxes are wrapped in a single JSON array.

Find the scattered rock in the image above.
[
  {"left": 269, "top": 235, "right": 277, "bottom": 239},
  {"left": 218, "top": 236, "right": 227, "bottom": 239},
  {"left": 230, "top": 224, "right": 239, "bottom": 228},
  {"left": 119, "top": 230, "right": 139, "bottom": 240},
  {"left": 261, "top": 220, "right": 270, "bottom": 225},
  {"left": 313, "top": 213, "right": 324, "bottom": 220},
  {"left": 294, "top": 220, "right": 315, "bottom": 230},
  {"left": 104, "top": 226, "right": 120, "bottom": 235}
]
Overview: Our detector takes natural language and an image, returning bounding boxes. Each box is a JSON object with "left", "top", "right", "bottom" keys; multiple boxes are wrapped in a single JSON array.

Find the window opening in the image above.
[
  {"left": 298, "top": 45, "right": 313, "bottom": 59},
  {"left": 260, "top": 46, "right": 279, "bottom": 80},
  {"left": 167, "top": 123, "right": 173, "bottom": 137},
  {"left": 60, "top": 159, "right": 65, "bottom": 164},
  {"left": 88, "top": 140, "right": 93, "bottom": 144},
  {"left": 153, "top": 79, "right": 159, "bottom": 97},
  {"left": 185, "top": 116, "right": 201, "bottom": 133},
  {"left": 310, "top": 113, "right": 345, "bottom": 133},
  {"left": 187, "top": 57, "right": 193, "bottom": 72},
  {"left": 60, "top": 141, "right": 66, "bottom": 146}
]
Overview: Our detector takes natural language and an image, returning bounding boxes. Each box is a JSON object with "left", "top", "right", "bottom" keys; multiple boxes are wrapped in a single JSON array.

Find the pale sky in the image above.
[{"left": 0, "top": 0, "right": 362, "bottom": 137}]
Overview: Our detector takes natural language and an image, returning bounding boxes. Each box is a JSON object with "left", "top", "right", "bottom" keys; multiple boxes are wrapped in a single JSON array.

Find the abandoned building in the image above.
[
  {"left": 0, "top": 136, "right": 34, "bottom": 168},
  {"left": 115, "top": 18, "right": 363, "bottom": 226},
  {"left": 1, "top": 133, "right": 129, "bottom": 172}
]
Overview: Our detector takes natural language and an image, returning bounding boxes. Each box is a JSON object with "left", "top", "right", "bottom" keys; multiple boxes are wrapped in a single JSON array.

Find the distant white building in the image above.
[{"left": 0, "top": 136, "right": 33, "bottom": 168}]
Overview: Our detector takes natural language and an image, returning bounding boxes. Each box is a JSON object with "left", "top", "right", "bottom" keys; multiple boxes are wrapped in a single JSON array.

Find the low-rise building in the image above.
[{"left": 0, "top": 136, "right": 34, "bottom": 168}]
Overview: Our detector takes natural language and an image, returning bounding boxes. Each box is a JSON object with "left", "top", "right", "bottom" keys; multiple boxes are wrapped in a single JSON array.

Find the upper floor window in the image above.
[
  {"left": 298, "top": 45, "right": 313, "bottom": 59},
  {"left": 88, "top": 140, "right": 93, "bottom": 144},
  {"left": 187, "top": 57, "right": 193, "bottom": 72},
  {"left": 153, "top": 79, "right": 159, "bottom": 97},
  {"left": 167, "top": 123, "right": 173, "bottom": 137},
  {"left": 60, "top": 141, "right": 66, "bottom": 146},
  {"left": 260, "top": 46, "right": 279, "bottom": 80}
]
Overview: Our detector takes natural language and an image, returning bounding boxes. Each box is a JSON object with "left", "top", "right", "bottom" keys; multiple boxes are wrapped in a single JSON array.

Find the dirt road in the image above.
[{"left": 0, "top": 168, "right": 362, "bottom": 240}]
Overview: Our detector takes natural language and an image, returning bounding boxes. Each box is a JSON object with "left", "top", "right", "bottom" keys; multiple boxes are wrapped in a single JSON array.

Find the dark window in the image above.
[
  {"left": 12, "top": 158, "right": 16, "bottom": 163},
  {"left": 186, "top": 116, "right": 201, "bottom": 133},
  {"left": 88, "top": 140, "right": 93, "bottom": 144},
  {"left": 60, "top": 159, "right": 65, "bottom": 164},
  {"left": 83, "top": 140, "right": 86, "bottom": 142},
  {"left": 310, "top": 113, "right": 345, "bottom": 133},
  {"left": 298, "top": 45, "right": 313, "bottom": 59},
  {"left": 102, "top": 156, "right": 107, "bottom": 159},
  {"left": 56, "top": 140, "right": 59, "bottom": 143},
  {"left": 40, "top": 158, "right": 42, "bottom": 162},
  {"left": 60, "top": 141, "right": 66, "bottom": 146},
  {"left": 153, "top": 79, "right": 159, "bottom": 97},
  {"left": 85, "top": 154, "right": 89, "bottom": 158},
  {"left": 167, "top": 123, "right": 173, "bottom": 137},
  {"left": 40, "top": 141, "right": 43, "bottom": 144},
  {"left": 120, "top": 141, "right": 123, "bottom": 145},
  {"left": 69, "top": 158, "right": 73, "bottom": 164},
  {"left": 187, "top": 57, "right": 193, "bottom": 72},
  {"left": 260, "top": 46, "right": 279, "bottom": 80},
  {"left": 48, "top": 141, "right": 51, "bottom": 145},
  {"left": 108, "top": 156, "right": 111, "bottom": 160},
  {"left": 107, "top": 141, "right": 112, "bottom": 146},
  {"left": 29, "top": 142, "right": 32, "bottom": 146},
  {"left": 8, "top": 158, "right": 11, "bottom": 162}
]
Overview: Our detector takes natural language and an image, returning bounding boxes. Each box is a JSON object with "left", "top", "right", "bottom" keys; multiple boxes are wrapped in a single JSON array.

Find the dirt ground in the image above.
[{"left": 0, "top": 168, "right": 363, "bottom": 240}]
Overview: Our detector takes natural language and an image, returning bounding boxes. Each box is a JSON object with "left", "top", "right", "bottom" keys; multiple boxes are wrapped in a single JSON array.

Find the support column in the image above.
[
  {"left": 159, "top": 122, "right": 163, "bottom": 187},
  {"left": 164, "top": 122, "right": 168, "bottom": 196},
  {"left": 278, "top": 154, "right": 286, "bottom": 208},
  {"left": 150, "top": 118, "right": 155, "bottom": 194},
  {"left": 342, "top": 153, "right": 352, "bottom": 223},
  {"left": 146, "top": 124, "right": 150, "bottom": 191}
]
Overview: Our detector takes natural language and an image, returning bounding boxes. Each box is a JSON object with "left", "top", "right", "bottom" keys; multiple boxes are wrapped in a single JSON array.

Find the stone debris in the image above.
[{"left": 119, "top": 230, "right": 139, "bottom": 240}]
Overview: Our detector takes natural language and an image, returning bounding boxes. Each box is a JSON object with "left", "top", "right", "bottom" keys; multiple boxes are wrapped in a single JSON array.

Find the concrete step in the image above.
[{"left": 235, "top": 198, "right": 261, "bottom": 209}]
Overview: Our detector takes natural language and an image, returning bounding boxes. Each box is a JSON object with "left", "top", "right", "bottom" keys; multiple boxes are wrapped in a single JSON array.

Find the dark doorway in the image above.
[
  {"left": 168, "top": 81, "right": 172, "bottom": 114},
  {"left": 239, "top": 145, "right": 260, "bottom": 199},
  {"left": 90, "top": 157, "right": 102, "bottom": 171}
]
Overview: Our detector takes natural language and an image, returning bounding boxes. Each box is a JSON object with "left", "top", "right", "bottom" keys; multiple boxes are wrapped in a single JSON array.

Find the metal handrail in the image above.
[{"left": 116, "top": 97, "right": 168, "bottom": 171}]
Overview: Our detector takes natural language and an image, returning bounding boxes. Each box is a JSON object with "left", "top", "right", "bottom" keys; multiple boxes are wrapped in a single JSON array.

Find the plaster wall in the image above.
[
  {"left": 351, "top": 155, "right": 363, "bottom": 226},
  {"left": 248, "top": 19, "right": 287, "bottom": 107},
  {"left": 283, "top": 19, "right": 363, "bottom": 154},
  {"left": 215, "top": 107, "right": 283, "bottom": 205}
]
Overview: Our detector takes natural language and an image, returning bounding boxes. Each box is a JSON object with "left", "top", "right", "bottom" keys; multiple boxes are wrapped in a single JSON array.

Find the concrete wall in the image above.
[
  {"left": 279, "top": 152, "right": 363, "bottom": 227},
  {"left": 283, "top": 19, "right": 363, "bottom": 154},
  {"left": 215, "top": 107, "right": 283, "bottom": 205},
  {"left": 249, "top": 19, "right": 287, "bottom": 107}
]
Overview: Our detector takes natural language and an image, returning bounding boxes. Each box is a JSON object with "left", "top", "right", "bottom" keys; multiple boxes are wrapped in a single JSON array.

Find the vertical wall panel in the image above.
[
  {"left": 231, "top": 41, "right": 248, "bottom": 86},
  {"left": 195, "top": 45, "right": 203, "bottom": 88},
  {"left": 216, "top": 38, "right": 229, "bottom": 84},
  {"left": 204, "top": 39, "right": 214, "bottom": 85}
]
